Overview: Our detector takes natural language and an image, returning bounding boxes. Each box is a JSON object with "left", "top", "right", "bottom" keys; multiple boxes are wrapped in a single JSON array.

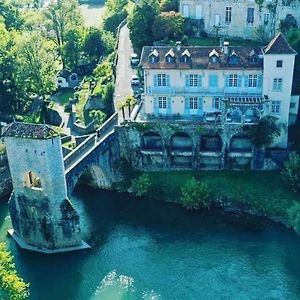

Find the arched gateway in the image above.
[{"left": 3, "top": 122, "right": 90, "bottom": 253}]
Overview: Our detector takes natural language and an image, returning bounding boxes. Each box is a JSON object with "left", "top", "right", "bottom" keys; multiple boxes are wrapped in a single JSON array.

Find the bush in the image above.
[
  {"left": 288, "top": 202, "right": 300, "bottom": 234},
  {"left": 282, "top": 153, "right": 300, "bottom": 192},
  {"left": 131, "top": 174, "right": 152, "bottom": 197},
  {"left": 180, "top": 177, "right": 211, "bottom": 210}
]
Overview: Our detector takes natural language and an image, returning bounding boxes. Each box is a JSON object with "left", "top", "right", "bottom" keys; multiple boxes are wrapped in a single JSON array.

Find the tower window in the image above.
[
  {"left": 276, "top": 60, "right": 283, "bottom": 68},
  {"left": 225, "top": 7, "right": 232, "bottom": 23}
]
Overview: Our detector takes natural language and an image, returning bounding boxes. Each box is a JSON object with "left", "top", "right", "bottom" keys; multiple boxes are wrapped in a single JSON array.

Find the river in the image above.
[{"left": 1, "top": 186, "right": 300, "bottom": 299}]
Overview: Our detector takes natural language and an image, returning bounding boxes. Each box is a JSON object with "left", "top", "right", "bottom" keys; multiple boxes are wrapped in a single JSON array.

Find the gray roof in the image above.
[
  {"left": 2, "top": 122, "right": 59, "bottom": 139},
  {"left": 264, "top": 32, "right": 297, "bottom": 55},
  {"left": 140, "top": 46, "right": 263, "bottom": 70}
]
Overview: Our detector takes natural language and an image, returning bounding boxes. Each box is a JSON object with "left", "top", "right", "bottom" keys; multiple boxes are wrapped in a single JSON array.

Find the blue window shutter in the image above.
[
  {"left": 167, "top": 97, "right": 172, "bottom": 115},
  {"left": 154, "top": 97, "right": 158, "bottom": 115},
  {"left": 258, "top": 75, "right": 263, "bottom": 88},
  {"left": 245, "top": 75, "right": 249, "bottom": 87},
  {"left": 238, "top": 75, "right": 242, "bottom": 87},
  {"left": 225, "top": 75, "right": 229, "bottom": 87},
  {"left": 197, "top": 98, "right": 203, "bottom": 115},
  {"left": 214, "top": 75, "right": 218, "bottom": 87},
  {"left": 184, "top": 97, "right": 190, "bottom": 115},
  {"left": 198, "top": 75, "right": 202, "bottom": 87},
  {"left": 153, "top": 75, "right": 157, "bottom": 87},
  {"left": 166, "top": 75, "right": 170, "bottom": 87},
  {"left": 185, "top": 75, "right": 189, "bottom": 87},
  {"left": 209, "top": 75, "right": 213, "bottom": 87}
]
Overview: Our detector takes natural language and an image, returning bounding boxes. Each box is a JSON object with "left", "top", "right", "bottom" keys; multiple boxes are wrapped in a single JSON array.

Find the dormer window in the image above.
[
  {"left": 209, "top": 49, "right": 219, "bottom": 64},
  {"left": 165, "top": 48, "right": 175, "bottom": 63},
  {"left": 249, "top": 49, "right": 258, "bottom": 64},
  {"left": 228, "top": 50, "right": 240, "bottom": 65},
  {"left": 181, "top": 49, "right": 191, "bottom": 63},
  {"left": 148, "top": 48, "right": 159, "bottom": 63}
]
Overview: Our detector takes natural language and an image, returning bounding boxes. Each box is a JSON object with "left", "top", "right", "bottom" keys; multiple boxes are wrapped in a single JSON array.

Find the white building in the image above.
[
  {"left": 179, "top": 0, "right": 300, "bottom": 40},
  {"left": 139, "top": 33, "right": 297, "bottom": 148}
]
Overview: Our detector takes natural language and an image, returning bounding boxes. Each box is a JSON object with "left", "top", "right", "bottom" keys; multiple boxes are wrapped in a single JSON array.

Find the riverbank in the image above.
[{"left": 124, "top": 170, "right": 300, "bottom": 233}]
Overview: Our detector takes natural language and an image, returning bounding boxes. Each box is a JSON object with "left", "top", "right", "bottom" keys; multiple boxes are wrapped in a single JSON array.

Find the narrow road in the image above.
[{"left": 114, "top": 25, "right": 138, "bottom": 121}]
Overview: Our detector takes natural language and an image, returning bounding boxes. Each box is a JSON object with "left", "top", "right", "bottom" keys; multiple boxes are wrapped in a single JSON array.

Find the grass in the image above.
[
  {"left": 186, "top": 37, "right": 264, "bottom": 47},
  {"left": 0, "top": 144, "right": 6, "bottom": 155},
  {"left": 54, "top": 89, "right": 75, "bottom": 104},
  {"left": 140, "top": 170, "right": 299, "bottom": 220},
  {"left": 62, "top": 141, "right": 76, "bottom": 150},
  {"left": 76, "top": 81, "right": 90, "bottom": 124}
]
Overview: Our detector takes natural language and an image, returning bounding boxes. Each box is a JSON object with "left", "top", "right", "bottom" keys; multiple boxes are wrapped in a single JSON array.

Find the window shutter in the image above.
[
  {"left": 167, "top": 97, "right": 172, "bottom": 115},
  {"left": 198, "top": 75, "right": 202, "bottom": 87},
  {"left": 166, "top": 75, "right": 170, "bottom": 87},
  {"left": 209, "top": 75, "right": 213, "bottom": 87},
  {"left": 198, "top": 98, "right": 203, "bottom": 115},
  {"left": 185, "top": 75, "right": 189, "bottom": 87},
  {"left": 214, "top": 75, "right": 218, "bottom": 87},
  {"left": 225, "top": 75, "right": 229, "bottom": 87},
  {"left": 154, "top": 97, "right": 158, "bottom": 115},
  {"left": 245, "top": 75, "right": 249, "bottom": 87},
  {"left": 153, "top": 75, "right": 158, "bottom": 87},
  {"left": 257, "top": 75, "right": 263, "bottom": 88},
  {"left": 238, "top": 75, "right": 242, "bottom": 87},
  {"left": 184, "top": 97, "right": 190, "bottom": 115}
]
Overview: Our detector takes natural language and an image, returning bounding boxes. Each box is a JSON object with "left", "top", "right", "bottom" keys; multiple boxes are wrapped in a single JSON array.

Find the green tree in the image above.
[
  {"left": 131, "top": 174, "right": 152, "bottom": 197},
  {"left": 83, "top": 27, "right": 106, "bottom": 62},
  {"left": 0, "top": 0, "right": 24, "bottom": 30},
  {"left": 0, "top": 243, "right": 29, "bottom": 300},
  {"left": 44, "top": 0, "right": 83, "bottom": 68},
  {"left": 89, "top": 109, "right": 106, "bottom": 127},
  {"left": 243, "top": 116, "right": 280, "bottom": 148},
  {"left": 288, "top": 202, "right": 300, "bottom": 234},
  {"left": 13, "top": 33, "right": 58, "bottom": 97},
  {"left": 159, "top": 0, "right": 179, "bottom": 12},
  {"left": 282, "top": 153, "right": 300, "bottom": 193},
  {"left": 151, "top": 11, "right": 184, "bottom": 40},
  {"left": 128, "top": 0, "right": 159, "bottom": 50},
  {"left": 180, "top": 177, "right": 211, "bottom": 210}
]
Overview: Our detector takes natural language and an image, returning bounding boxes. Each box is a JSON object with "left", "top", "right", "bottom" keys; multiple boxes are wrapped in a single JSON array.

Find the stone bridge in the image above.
[{"left": 63, "top": 113, "right": 120, "bottom": 195}]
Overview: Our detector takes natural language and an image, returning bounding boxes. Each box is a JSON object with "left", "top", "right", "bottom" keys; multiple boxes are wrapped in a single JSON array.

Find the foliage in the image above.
[
  {"left": 243, "top": 116, "right": 280, "bottom": 148},
  {"left": 288, "top": 202, "right": 300, "bottom": 234},
  {"left": 0, "top": 0, "right": 24, "bottom": 30},
  {"left": 103, "top": 82, "right": 114, "bottom": 104},
  {"left": 282, "top": 153, "right": 300, "bottom": 192},
  {"left": 89, "top": 109, "right": 106, "bottom": 126},
  {"left": 159, "top": 0, "right": 179, "bottom": 12},
  {"left": 93, "top": 60, "right": 113, "bottom": 84},
  {"left": 151, "top": 11, "right": 184, "bottom": 41},
  {"left": 180, "top": 177, "right": 211, "bottom": 210},
  {"left": 0, "top": 243, "right": 29, "bottom": 300},
  {"left": 83, "top": 27, "right": 106, "bottom": 62},
  {"left": 128, "top": 0, "right": 159, "bottom": 50},
  {"left": 131, "top": 174, "right": 152, "bottom": 197},
  {"left": 102, "top": 0, "right": 128, "bottom": 32}
]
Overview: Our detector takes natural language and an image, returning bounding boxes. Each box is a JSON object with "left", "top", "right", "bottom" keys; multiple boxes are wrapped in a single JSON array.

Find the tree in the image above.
[
  {"left": 151, "top": 11, "right": 184, "bottom": 41},
  {"left": 159, "top": 0, "right": 179, "bottom": 12},
  {"left": 0, "top": 243, "right": 29, "bottom": 299},
  {"left": 243, "top": 116, "right": 280, "bottom": 148},
  {"left": 131, "top": 174, "right": 152, "bottom": 197},
  {"left": 180, "top": 177, "right": 211, "bottom": 210},
  {"left": 288, "top": 202, "right": 300, "bottom": 234},
  {"left": 43, "top": 0, "right": 83, "bottom": 68},
  {"left": 0, "top": 0, "right": 24, "bottom": 30},
  {"left": 128, "top": 0, "right": 159, "bottom": 50},
  {"left": 89, "top": 109, "right": 106, "bottom": 127},
  {"left": 83, "top": 27, "right": 106, "bottom": 63},
  {"left": 13, "top": 33, "right": 58, "bottom": 97},
  {"left": 102, "top": 0, "right": 128, "bottom": 32},
  {"left": 282, "top": 153, "right": 300, "bottom": 192}
]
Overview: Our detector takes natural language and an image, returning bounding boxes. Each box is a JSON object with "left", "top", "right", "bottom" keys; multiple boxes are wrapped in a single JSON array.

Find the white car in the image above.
[
  {"left": 130, "top": 53, "right": 139, "bottom": 65},
  {"left": 131, "top": 75, "right": 140, "bottom": 85}
]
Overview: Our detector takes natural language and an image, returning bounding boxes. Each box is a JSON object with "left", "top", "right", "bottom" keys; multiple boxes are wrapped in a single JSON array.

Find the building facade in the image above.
[
  {"left": 179, "top": 0, "right": 300, "bottom": 40},
  {"left": 139, "top": 33, "right": 297, "bottom": 150}
]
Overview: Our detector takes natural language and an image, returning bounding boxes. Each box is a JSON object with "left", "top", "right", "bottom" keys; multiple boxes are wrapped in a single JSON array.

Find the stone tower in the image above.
[{"left": 3, "top": 122, "right": 89, "bottom": 253}]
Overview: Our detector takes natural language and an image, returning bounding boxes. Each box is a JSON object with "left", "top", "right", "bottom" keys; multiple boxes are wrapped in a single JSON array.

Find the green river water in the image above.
[{"left": 1, "top": 186, "right": 300, "bottom": 300}]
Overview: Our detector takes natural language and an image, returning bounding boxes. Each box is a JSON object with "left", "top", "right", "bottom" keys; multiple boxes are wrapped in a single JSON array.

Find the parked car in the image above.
[
  {"left": 131, "top": 75, "right": 140, "bottom": 85},
  {"left": 130, "top": 53, "right": 139, "bottom": 65}
]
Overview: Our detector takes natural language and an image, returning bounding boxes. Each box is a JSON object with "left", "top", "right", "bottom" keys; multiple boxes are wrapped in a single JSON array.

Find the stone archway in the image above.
[
  {"left": 226, "top": 108, "right": 242, "bottom": 123},
  {"left": 74, "top": 165, "right": 111, "bottom": 191},
  {"left": 170, "top": 132, "right": 193, "bottom": 152},
  {"left": 244, "top": 108, "right": 261, "bottom": 124},
  {"left": 200, "top": 135, "right": 222, "bottom": 152},
  {"left": 142, "top": 131, "right": 163, "bottom": 151},
  {"left": 230, "top": 134, "right": 253, "bottom": 152}
]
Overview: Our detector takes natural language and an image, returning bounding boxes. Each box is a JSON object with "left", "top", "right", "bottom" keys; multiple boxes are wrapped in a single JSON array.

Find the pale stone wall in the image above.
[{"left": 179, "top": 0, "right": 300, "bottom": 39}]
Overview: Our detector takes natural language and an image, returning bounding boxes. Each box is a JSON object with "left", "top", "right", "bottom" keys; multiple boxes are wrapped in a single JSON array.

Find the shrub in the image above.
[
  {"left": 131, "top": 174, "right": 152, "bottom": 197},
  {"left": 180, "top": 177, "right": 211, "bottom": 210},
  {"left": 288, "top": 202, "right": 300, "bottom": 234},
  {"left": 282, "top": 153, "right": 300, "bottom": 192}
]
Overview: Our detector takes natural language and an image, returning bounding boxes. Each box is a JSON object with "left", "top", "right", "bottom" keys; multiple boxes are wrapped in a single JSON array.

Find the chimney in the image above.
[
  {"left": 176, "top": 41, "right": 181, "bottom": 51},
  {"left": 223, "top": 41, "right": 229, "bottom": 55}
]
